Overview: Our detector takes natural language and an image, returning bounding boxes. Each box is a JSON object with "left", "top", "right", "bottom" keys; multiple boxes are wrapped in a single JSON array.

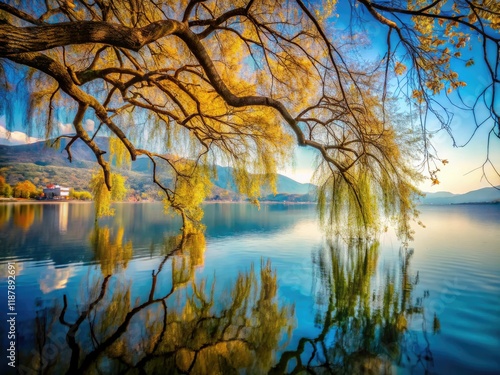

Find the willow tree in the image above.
[{"left": 0, "top": 0, "right": 498, "bottom": 237}]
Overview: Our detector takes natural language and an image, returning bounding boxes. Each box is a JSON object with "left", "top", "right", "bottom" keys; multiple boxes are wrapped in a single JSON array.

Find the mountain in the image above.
[
  {"left": 420, "top": 187, "right": 500, "bottom": 205},
  {"left": 0, "top": 137, "right": 160, "bottom": 194},
  {"left": 0, "top": 137, "right": 99, "bottom": 168},
  {"left": 212, "top": 165, "right": 314, "bottom": 195},
  {"left": 423, "top": 191, "right": 456, "bottom": 199},
  {"left": 3, "top": 139, "right": 498, "bottom": 204},
  {"left": 0, "top": 138, "right": 315, "bottom": 200}
]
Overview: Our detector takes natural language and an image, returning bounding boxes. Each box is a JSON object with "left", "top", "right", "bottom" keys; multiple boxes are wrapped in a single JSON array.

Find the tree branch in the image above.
[
  {"left": 0, "top": 2, "right": 45, "bottom": 25},
  {"left": 6, "top": 51, "right": 137, "bottom": 189},
  {"left": 0, "top": 20, "right": 182, "bottom": 55}
]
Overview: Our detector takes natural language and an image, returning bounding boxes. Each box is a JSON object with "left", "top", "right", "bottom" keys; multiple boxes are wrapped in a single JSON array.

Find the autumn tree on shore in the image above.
[
  {"left": 0, "top": 175, "right": 12, "bottom": 197},
  {"left": 0, "top": 0, "right": 498, "bottom": 237},
  {"left": 13, "top": 180, "right": 38, "bottom": 199}
]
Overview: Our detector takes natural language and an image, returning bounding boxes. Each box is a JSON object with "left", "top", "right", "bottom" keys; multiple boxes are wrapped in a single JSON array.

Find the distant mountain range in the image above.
[
  {"left": 1, "top": 138, "right": 499, "bottom": 204},
  {"left": 419, "top": 187, "right": 500, "bottom": 205},
  {"left": 0, "top": 138, "right": 316, "bottom": 201}
]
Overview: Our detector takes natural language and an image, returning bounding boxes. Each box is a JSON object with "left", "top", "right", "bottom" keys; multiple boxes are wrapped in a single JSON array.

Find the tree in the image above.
[
  {"left": 0, "top": 175, "right": 12, "bottom": 197},
  {"left": 13, "top": 180, "right": 38, "bottom": 199},
  {"left": 3, "top": 183, "right": 12, "bottom": 198},
  {"left": 70, "top": 188, "right": 93, "bottom": 200},
  {"left": 0, "top": 1, "right": 498, "bottom": 237}
]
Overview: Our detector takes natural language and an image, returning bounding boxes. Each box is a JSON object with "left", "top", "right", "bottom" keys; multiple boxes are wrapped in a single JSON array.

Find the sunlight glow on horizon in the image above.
[{"left": 280, "top": 127, "right": 500, "bottom": 194}]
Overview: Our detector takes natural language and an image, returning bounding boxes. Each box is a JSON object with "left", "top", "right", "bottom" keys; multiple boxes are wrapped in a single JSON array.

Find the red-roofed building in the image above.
[{"left": 43, "top": 184, "right": 70, "bottom": 199}]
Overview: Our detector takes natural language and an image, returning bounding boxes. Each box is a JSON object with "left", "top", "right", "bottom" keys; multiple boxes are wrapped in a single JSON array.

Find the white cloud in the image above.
[
  {"left": 39, "top": 264, "right": 75, "bottom": 294},
  {"left": 58, "top": 119, "right": 94, "bottom": 134},
  {"left": 0, "top": 124, "right": 42, "bottom": 145},
  {"left": 58, "top": 122, "right": 73, "bottom": 134},
  {"left": 85, "top": 119, "right": 95, "bottom": 132},
  {"left": 0, "top": 117, "right": 95, "bottom": 145}
]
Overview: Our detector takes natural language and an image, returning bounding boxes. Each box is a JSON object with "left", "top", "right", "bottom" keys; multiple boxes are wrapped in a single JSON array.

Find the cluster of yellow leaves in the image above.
[
  {"left": 109, "top": 136, "right": 131, "bottom": 168},
  {"left": 469, "top": 0, "right": 500, "bottom": 30},
  {"left": 315, "top": 0, "right": 338, "bottom": 21},
  {"left": 428, "top": 159, "right": 448, "bottom": 186},
  {"left": 162, "top": 162, "right": 212, "bottom": 228},
  {"left": 90, "top": 171, "right": 127, "bottom": 220},
  {"left": 314, "top": 89, "right": 423, "bottom": 241},
  {"left": 407, "top": 1, "right": 486, "bottom": 96},
  {"left": 394, "top": 61, "right": 407, "bottom": 76},
  {"left": 13, "top": 180, "right": 38, "bottom": 199}
]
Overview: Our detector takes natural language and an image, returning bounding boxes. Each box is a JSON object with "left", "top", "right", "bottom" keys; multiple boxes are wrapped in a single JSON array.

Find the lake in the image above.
[{"left": 0, "top": 202, "right": 499, "bottom": 374}]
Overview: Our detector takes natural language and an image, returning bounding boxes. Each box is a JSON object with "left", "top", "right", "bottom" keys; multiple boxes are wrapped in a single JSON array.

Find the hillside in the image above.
[
  {"left": 212, "top": 165, "right": 314, "bottom": 195},
  {"left": 0, "top": 139, "right": 315, "bottom": 201},
  {"left": 0, "top": 137, "right": 102, "bottom": 167},
  {"left": 420, "top": 187, "right": 500, "bottom": 205}
]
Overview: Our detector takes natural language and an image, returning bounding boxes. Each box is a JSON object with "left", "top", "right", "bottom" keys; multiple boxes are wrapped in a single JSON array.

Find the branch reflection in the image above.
[
  {"left": 24, "top": 226, "right": 294, "bottom": 374},
  {"left": 22, "top": 224, "right": 438, "bottom": 375},
  {"left": 271, "top": 240, "right": 437, "bottom": 374}
]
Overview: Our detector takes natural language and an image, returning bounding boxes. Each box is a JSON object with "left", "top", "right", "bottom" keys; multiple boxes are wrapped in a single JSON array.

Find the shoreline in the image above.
[
  {"left": 0, "top": 198, "right": 317, "bottom": 205},
  {"left": 0, "top": 198, "right": 92, "bottom": 204},
  {"left": 3, "top": 198, "right": 496, "bottom": 206},
  {"left": 0, "top": 198, "right": 500, "bottom": 207}
]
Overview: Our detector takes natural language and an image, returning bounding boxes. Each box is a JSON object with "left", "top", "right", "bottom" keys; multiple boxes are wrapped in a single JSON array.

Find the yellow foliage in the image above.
[
  {"left": 90, "top": 225, "right": 133, "bottom": 275},
  {"left": 14, "top": 180, "right": 38, "bottom": 199},
  {"left": 90, "top": 171, "right": 128, "bottom": 220},
  {"left": 163, "top": 162, "right": 211, "bottom": 226},
  {"left": 13, "top": 204, "right": 35, "bottom": 231},
  {"left": 109, "top": 136, "right": 131, "bottom": 168},
  {"left": 394, "top": 62, "right": 407, "bottom": 76}
]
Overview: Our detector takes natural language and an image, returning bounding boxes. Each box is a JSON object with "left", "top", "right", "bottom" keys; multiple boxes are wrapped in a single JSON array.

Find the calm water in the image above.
[{"left": 0, "top": 202, "right": 499, "bottom": 374}]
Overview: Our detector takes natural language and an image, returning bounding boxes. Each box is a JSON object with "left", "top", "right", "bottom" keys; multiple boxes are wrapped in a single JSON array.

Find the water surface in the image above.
[{"left": 0, "top": 202, "right": 498, "bottom": 374}]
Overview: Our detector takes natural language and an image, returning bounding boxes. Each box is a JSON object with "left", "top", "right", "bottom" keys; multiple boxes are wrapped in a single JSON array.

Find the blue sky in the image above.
[
  {"left": 278, "top": 1, "right": 500, "bottom": 194},
  {"left": 280, "top": 132, "right": 500, "bottom": 194}
]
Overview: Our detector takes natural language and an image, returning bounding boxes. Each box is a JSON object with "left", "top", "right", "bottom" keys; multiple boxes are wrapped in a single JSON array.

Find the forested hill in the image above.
[{"left": 0, "top": 138, "right": 316, "bottom": 201}]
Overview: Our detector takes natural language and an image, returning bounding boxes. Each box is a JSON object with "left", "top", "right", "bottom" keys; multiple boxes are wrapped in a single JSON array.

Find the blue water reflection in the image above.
[{"left": 0, "top": 202, "right": 498, "bottom": 374}]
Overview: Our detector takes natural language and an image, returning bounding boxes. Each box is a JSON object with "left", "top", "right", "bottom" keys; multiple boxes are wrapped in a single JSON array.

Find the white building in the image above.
[{"left": 43, "top": 184, "right": 70, "bottom": 199}]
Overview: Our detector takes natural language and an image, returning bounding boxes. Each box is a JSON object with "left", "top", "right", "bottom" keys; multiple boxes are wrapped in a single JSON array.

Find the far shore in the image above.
[
  {"left": 0, "top": 198, "right": 316, "bottom": 205},
  {"left": 1, "top": 198, "right": 497, "bottom": 206},
  {"left": 0, "top": 198, "right": 93, "bottom": 204}
]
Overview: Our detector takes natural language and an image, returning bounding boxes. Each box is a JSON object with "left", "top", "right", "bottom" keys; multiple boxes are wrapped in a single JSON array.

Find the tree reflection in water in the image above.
[
  {"left": 271, "top": 240, "right": 437, "bottom": 374},
  {"left": 22, "top": 226, "right": 437, "bottom": 375},
  {"left": 90, "top": 225, "right": 133, "bottom": 276},
  {"left": 23, "top": 226, "right": 294, "bottom": 374}
]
